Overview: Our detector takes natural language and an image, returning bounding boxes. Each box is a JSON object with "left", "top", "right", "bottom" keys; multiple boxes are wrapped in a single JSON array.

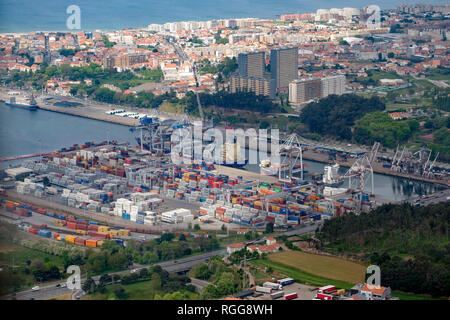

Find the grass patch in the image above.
[
  {"left": 159, "top": 101, "right": 185, "bottom": 114},
  {"left": 268, "top": 251, "right": 367, "bottom": 284},
  {"left": 390, "top": 291, "right": 446, "bottom": 301},
  {"left": 251, "top": 258, "right": 354, "bottom": 290},
  {"left": 0, "top": 239, "right": 64, "bottom": 268}
]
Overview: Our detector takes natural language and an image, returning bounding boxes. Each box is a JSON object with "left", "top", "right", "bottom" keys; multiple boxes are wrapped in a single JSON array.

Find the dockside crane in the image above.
[{"left": 343, "top": 141, "right": 380, "bottom": 214}]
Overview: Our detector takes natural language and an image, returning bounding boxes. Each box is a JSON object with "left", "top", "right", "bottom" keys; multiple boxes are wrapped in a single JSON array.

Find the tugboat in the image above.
[{"left": 5, "top": 94, "right": 39, "bottom": 110}]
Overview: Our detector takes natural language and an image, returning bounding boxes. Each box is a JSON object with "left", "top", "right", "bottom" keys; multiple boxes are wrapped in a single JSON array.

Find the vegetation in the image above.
[
  {"left": 190, "top": 257, "right": 246, "bottom": 299},
  {"left": 354, "top": 112, "right": 420, "bottom": 148},
  {"left": 299, "top": 94, "right": 386, "bottom": 140},
  {"left": 267, "top": 251, "right": 367, "bottom": 284},
  {"left": 317, "top": 203, "right": 450, "bottom": 297},
  {"left": 185, "top": 90, "right": 280, "bottom": 117},
  {"left": 87, "top": 265, "right": 196, "bottom": 300}
]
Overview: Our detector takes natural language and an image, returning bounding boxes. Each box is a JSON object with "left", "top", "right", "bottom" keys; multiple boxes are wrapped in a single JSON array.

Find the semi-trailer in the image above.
[
  {"left": 255, "top": 286, "right": 272, "bottom": 294},
  {"left": 277, "top": 278, "right": 294, "bottom": 286},
  {"left": 270, "top": 291, "right": 284, "bottom": 299},
  {"left": 284, "top": 292, "right": 298, "bottom": 300},
  {"left": 263, "top": 282, "right": 281, "bottom": 290}
]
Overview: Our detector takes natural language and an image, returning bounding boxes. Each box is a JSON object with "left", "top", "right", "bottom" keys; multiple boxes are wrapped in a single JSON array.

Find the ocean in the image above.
[{"left": 0, "top": 0, "right": 447, "bottom": 33}]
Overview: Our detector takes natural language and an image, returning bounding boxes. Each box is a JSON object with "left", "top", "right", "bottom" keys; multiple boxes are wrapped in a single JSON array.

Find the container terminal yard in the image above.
[{"left": 0, "top": 92, "right": 449, "bottom": 302}]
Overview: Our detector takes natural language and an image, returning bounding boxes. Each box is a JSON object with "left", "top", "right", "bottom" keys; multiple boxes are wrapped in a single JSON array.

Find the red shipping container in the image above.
[
  {"left": 88, "top": 224, "right": 99, "bottom": 231},
  {"left": 67, "top": 222, "right": 77, "bottom": 230}
]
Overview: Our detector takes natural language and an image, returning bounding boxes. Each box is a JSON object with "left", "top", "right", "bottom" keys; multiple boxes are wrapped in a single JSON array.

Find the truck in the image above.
[
  {"left": 318, "top": 285, "right": 336, "bottom": 294},
  {"left": 270, "top": 291, "right": 284, "bottom": 299},
  {"left": 263, "top": 282, "right": 281, "bottom": 290},
  {"left": 316, "top": 293, "right": 334, "bottom": 300},
  {"left": 284, "top": 292, "right": 298, "bottom": 300},
  {"left": 277, "top": 278, "right": 294, "bottom": 286},
  {"left": 255, "top": 286, "right": 272, "bottom": 294}
]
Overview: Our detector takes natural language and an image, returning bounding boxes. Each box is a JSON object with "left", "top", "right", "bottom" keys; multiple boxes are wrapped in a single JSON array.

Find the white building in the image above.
[{"left": 321, "top": 75, "right": 346, "bottom": 98}]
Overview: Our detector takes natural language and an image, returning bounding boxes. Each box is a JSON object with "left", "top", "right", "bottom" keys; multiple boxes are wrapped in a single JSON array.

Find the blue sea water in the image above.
[{"left": 0, "top": 0, "right": 447, "bottom": 33}]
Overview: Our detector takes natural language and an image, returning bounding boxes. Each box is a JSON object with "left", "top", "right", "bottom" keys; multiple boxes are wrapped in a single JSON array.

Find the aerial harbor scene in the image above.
[{"left": 0, "top": 0, "right": 448, "bottom": 308}]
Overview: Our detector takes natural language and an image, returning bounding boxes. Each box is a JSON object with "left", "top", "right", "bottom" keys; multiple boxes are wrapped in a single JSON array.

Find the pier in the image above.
[{"left": 0, "top": 152, "right": 55, "bottom": 162}]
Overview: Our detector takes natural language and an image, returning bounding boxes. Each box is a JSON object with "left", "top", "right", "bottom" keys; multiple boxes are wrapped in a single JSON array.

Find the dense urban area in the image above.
[{"left": 0, "top": 3, "right": 449, "bottom": 302}]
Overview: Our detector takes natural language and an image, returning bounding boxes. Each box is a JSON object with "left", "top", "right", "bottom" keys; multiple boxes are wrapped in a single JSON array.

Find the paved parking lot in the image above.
[{"left": 249, "top": 282, "right": 316, "bottom": 300}]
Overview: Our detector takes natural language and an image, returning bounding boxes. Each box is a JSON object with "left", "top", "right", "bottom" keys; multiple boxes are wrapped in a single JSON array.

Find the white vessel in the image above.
[
  {"left": 323, "top": 163, "right": 344, "bottom": 187},
  {"left": 259, "top": 159, "right": 280, "bottom": 176}
]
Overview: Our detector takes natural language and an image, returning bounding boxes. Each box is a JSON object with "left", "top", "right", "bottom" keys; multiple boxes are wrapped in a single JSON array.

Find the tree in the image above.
[
  {"left": 265, "top": 222, "right": 274, "bottom": 234},
  {"left": 82, "top": 277, "right": 97, "bottom": 294},
  {"left": 113, "top": 285, "right": 128, "bottom": 300},
  {"left": 150, "top": 273, "right": 162, "bottom": 290},
  {"left": 193, "top": 224, "right": 201, "bottom": 231},
  {"left": 139, "top": 268, "right": 150, "bottom": 279}
]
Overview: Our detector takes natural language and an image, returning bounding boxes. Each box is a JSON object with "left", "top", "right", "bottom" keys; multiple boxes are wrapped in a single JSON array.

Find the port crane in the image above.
[
  {"left": 343, "top": 141, "right": 380, "bottom": 214},
  {"left": 278, "top": 133, "right": 304, "bottom": 183}
]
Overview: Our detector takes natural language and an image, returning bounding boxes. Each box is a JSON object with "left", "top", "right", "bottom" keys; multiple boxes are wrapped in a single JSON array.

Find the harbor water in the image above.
[{"left": 0, "top": 103, "right": 442, "bottom": 201}]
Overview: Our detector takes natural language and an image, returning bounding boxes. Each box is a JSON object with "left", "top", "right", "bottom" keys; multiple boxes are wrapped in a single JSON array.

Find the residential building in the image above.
[
  {"left": 238, "top": 51, "right": 265, "bottom": 78},
  {"left": 230, "top": 75, "right": 275, "bottom": 99},
  {"left": 270, "top": 47, "right": 298, "bottom": 92},
  {"left": 227, "top": 243, "right": 245, "bottom": 255},
  {"left": 321, "top": 75, "right": 346, "bottom": 97},
  {"left": 289, "top": 78, "right": 321, "bottom": 105}
]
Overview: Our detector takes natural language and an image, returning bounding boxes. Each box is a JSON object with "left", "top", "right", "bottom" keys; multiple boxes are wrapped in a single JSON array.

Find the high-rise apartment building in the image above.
[
  {"left": 289, "top": 78, "right": 321, "bottom": 105},
  {"left": 230, "top": 75, "right": 275, "bottom": 99},
  {"left": 289, "top": 75, "right": 346, "bottom": 105},
  {"left": 270, "top": 47, "right": 298, "bottom": 92},
  {"left": 321, "top": 75, "right": 346, "bottom": 98},
  {"left": 238, "top": 51, "right": 265, "bottom": 78}
]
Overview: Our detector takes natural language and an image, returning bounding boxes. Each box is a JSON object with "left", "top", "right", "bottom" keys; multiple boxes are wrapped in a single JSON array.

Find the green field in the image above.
[
  {"left": 251, "top": 258, "right": 355, "bottom": 290},
  {"left": 268, "top": 251, "right": 367, "bottom": 284}
]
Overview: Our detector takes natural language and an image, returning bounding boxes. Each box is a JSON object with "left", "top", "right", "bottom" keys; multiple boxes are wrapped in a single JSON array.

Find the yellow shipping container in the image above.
[
  {"left": 118, "top": 229, "right": 131, "bottom": 236},
  {"left": 109, "top": 230, "right": 118, "bottom": 237},
  {"left": 65, "top": 235, "right": 76, "bottom": 244},
  {"left": 76, "top": 229, "right": 87, "bottom": 235},
  {"left": 98, "top": 226, "right": 110, "bottom": 233}
]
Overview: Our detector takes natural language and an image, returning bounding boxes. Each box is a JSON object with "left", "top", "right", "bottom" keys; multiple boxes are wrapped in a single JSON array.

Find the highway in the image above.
[{"left": 1, "top": 249, "right": 225, "bottom": 300}]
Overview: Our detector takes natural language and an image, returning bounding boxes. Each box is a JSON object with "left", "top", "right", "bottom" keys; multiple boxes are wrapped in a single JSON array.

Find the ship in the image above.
[
  {"left": 322, "top": 163, "right": 344, "bottom": 187},
  {"left": 217, "top": 142, "right": 248, "bottom": 169},
  {"left": 5, "top": 94, "right": 39, "bottom": 110}
]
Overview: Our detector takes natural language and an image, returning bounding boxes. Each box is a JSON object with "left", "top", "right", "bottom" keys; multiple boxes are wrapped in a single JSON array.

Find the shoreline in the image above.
[{"left": 1, "top": 89, "right": 448, "bottom": 187}]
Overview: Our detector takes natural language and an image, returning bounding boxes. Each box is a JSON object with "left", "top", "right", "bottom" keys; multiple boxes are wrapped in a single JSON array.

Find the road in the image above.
[{"left": 1, "top": 249, "right": 226, "bottom": 300}]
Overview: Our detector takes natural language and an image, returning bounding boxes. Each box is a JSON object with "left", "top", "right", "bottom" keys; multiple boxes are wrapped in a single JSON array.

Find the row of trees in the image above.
[{"left": 185, "top": 90, "right": 280, "bottom": 116}]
